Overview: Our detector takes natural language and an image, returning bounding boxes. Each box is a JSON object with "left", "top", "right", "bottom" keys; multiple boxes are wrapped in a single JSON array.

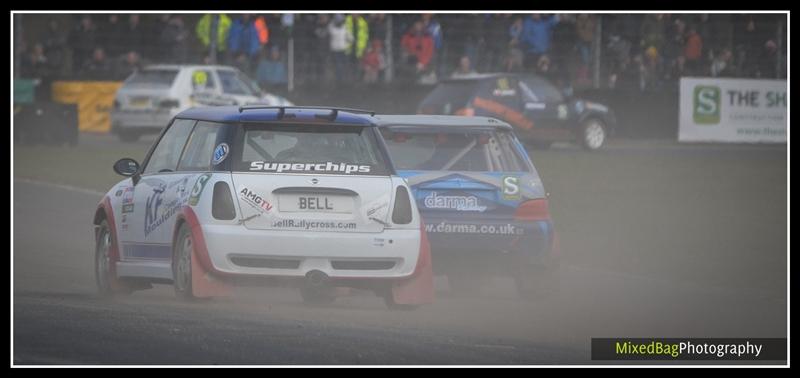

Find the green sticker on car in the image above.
[{"left": 188, "top": 173, "right": 212, "bottom": 206}]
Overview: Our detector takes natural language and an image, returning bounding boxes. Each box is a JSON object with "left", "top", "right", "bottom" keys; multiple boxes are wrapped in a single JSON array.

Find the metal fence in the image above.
[{"left": 15, "top": 13, "right": 787, "bottom": 94}]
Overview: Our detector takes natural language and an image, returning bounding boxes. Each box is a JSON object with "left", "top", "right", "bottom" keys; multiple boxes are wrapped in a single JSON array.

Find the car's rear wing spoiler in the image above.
[{"left": 238, "top": 106, "right": 376, "bottom": 121}]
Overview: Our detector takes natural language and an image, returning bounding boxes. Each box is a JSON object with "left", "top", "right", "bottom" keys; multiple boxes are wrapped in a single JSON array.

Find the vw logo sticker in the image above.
[{"left": 211, "top": 143, "right": 230, "bottom": 165}]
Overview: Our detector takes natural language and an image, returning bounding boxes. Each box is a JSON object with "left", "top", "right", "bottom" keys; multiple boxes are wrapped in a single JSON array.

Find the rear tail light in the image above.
[
  {"left": 514, "top": 199, "right": 550, "bottom": 221},
  {"left": 159, "top": 99, "right": 180, "bottom": 109},
  {"left": 454, "top": 107, "right": 475, "bottom": 116},
  {"left": 392, "top": 186, "right": 413, "bottom": 224},
  {"left": 212, "top": 182, "right": 236, "bottom": 220}
]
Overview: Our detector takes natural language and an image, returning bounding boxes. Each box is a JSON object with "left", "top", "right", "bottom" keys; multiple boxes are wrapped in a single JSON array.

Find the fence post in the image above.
[
  {"left": 209, "top": 14, "right": 219, "bottom": 64},
  {"left": 14, "top": 14, "right": 22, "bottom": 78},
  {"left": 593, "top": 15, "right": 602, "bottom": 89},
  {"left": 385, "top": 15, "right": 394, "bottom": 84},
  {"left": 288, "top": 37, "right": 294, "bottom": 92},
  {"left": 776, "top": 17, "right": 784, "bottom": 79}
]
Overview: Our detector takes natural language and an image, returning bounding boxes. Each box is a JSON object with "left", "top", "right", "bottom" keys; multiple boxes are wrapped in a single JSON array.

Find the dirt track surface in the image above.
[{"left": 12, "top": 141, "right": 787, "bottom": 365}]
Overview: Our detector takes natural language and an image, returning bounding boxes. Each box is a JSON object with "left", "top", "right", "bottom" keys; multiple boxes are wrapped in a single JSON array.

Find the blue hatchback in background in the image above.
[{"left": 375, "top": 115, "right": 560, "bottom": 297}]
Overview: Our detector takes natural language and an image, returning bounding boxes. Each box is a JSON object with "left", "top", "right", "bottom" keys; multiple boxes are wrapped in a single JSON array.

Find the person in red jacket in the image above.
[
  {"left": 401, "top": 21, "right": 434, "bottom": 81},
  {"left": 683, "top": 25, "right": 703, "bottom": 75}
]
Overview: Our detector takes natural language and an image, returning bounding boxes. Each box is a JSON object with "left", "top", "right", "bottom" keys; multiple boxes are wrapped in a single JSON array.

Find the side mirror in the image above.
[{"left": 113, "top": 158, "right": 140, "bottom": 177}]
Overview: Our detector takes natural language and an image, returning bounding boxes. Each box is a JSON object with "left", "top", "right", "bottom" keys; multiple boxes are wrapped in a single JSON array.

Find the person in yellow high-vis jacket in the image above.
[
  {"left": 196, "top": 14, "right": 232, "bottom": 52},
  {"left": 344, "top": 14, "right": 369, "bottom": 59}
]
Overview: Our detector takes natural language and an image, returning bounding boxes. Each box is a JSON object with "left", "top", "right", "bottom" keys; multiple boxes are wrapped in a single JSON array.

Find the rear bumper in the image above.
[
  {"left": 201, "top": 223, "right": 422, "bottom": 280},
  {"left": 422, "top": 217, "right": 556, "bottom": 268},
  {"left": 111, "top": 108, "right": 178, "bottom": 132}
]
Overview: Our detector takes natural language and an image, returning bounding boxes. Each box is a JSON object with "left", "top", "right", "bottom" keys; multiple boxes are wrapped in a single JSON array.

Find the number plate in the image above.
[
  {"left": 279, "top": 194, "right": 353, "bottom": 213},
  {"left": 129, "top": 97, "right": 151, "bottom": 108}
]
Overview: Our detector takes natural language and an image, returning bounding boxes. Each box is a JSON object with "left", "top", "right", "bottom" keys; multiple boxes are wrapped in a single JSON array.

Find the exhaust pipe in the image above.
[{"left": 305, "top": 270, "right": 329, "bottom": 288}]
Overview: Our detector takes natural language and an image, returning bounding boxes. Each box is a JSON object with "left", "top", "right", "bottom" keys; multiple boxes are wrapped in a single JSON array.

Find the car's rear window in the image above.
[
  {"left": 125, "top": 69, "right": 180, "bottom": 87},
  {"left": 418, "top": 81, "right": 480, "bottom": 114},
  {"left": 380, "top": 128, "right": 531, "bottom": 173},
  {"left": 233, "top": 124, "right": 391, "bottom": 176}
]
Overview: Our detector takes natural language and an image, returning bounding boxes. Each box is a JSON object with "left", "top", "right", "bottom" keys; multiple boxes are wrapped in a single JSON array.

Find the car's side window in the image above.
[
  {"left": 218, "top": 70, "right": 252, "bottom": 96},
  {"left": 143, "top": 119, "right": 196, "bottom": 175},
  {"left": 525, "top": 79, "right": 564, "bottom": 104},
  {"left": 178, "top": 121, "right": 223, "bottom": 171}
]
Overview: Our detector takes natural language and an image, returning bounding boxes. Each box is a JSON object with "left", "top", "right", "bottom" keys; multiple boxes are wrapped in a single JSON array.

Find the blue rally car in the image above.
[{"left": 375, "top": 115, "right": 560, "bottom": 297}]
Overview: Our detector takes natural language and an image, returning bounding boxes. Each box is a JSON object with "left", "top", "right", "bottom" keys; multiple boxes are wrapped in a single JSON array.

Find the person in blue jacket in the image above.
[
  {"left": 520, "top": 14, "right": 559, "bottom": 71},
  {"left": 228, "top": 14, "right": 262, "bottom": 65}
]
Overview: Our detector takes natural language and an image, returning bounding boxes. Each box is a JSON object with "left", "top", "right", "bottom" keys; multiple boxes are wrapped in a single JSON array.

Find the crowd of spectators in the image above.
[{"left": 17, "top": 13, "right": 786, "bottom": 94}]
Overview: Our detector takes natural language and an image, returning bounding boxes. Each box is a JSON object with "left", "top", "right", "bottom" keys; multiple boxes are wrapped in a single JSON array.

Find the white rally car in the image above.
[
  {"left": 111, "top": 65, "right": 293, "bottom": 142},
  {"left": 93, "top": 106, "right": 433, "bottom": 309}
]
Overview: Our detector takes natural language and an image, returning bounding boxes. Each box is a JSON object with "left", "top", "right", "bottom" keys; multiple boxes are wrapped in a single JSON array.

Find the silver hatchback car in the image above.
[{"left": 111, "top": 64, "right": 293, "bottom": 142}]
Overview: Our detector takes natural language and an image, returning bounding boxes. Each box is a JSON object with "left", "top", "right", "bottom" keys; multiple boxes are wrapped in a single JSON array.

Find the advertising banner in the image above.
[
  {"left": 679, "top": 77, "right": 787, "bottom": 143},
  {"left": 52, "top": 81, "right": 123, "bottom": 133}
]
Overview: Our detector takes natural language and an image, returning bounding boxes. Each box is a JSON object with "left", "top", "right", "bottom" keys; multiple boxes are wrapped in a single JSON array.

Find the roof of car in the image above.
[
  {"left": 143, "top": 64, "right": 241, "bottom": 71},
  {"left": 373, "top": 115, "right": 513, "bottom": 130},
  {"left": 441, "top": 72, "right": 545, "bottom": 82},
  {"left": 175, "top": 106, "right": 376, "bottom": 125}
]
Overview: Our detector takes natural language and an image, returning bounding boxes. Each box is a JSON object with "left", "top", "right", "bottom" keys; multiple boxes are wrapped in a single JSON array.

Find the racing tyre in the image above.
[
  {"left": 173, "top": 223, "right": 197, "bottom": 300},
  {"left": 579, "top": 118, "right": 607, "bottom": 150},
  {"left": 95, "top": 219, "right": 132, "bottom": 296}
]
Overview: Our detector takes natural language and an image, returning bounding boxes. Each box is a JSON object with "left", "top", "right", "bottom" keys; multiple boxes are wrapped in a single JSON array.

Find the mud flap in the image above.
[
  {"left": 190, "top": 245, "right": 233, "bottom": 298},
  {"left": 390, "top": 224, "right": 435, "bottom": 305},
  {"left": 181, "top": 206, "right": 234, "bottom": 299}
]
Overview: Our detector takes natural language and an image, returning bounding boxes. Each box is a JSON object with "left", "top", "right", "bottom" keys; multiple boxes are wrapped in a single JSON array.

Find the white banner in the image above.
[{"left": 679, "top": 77, "right": 787, "bottom": 143}]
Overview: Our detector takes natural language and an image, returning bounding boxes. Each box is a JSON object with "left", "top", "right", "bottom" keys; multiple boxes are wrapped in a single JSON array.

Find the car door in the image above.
[
  {"left": 119, "top": 118, "right": 196, "bottom": 261},
  {"left": 519, "top": 78, "right": 568, "bottom": 131}
]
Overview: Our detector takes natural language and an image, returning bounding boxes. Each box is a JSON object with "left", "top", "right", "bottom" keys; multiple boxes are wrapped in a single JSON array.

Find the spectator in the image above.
[
  {"left": 520, "top": 14, "right": 559, "bottom": 71},
  {"left": 114, "top": 51, "right": 143, "bottom": 80},
  {"left": 80, "top": 46, "right": 113, "bottom": 80},
  {"left": 664, "top": 54, "right": 687, "bottom": 85},
  {"left": 400, "top": 21, "right": 435, "bottom": 82},
  {"left": 481, "top": 14, "right": 512, "bottom": 72},
  {"left": 328, "top": 14, "right": 353, "bottom": 84},
  {"left": 642, "top": 46, "right": 663, "bottom": 91},
  {"left": 121, "top": 15, "right": 145, "bottom": 58},
  {"left": 99, "top": 14, "right": 124, "bottom": 58},
  {"left": 311, "top": 14, "right": 331, "bottom": 83},
  {"left": 662, "top": 18, "right": 686, "bottom": 67},
  {"left": 420, "top": 14, "right": 443, "bottom": 75},
  {"left": 361, "top": 39, "right": 386, "bottom": 84},
  {"left": 756, "top": 39, "right": 778, "bottom": 78},
  {"left": 367, "top": 14, "right": 387, "bottom": 42},
  {"left": 151, "top": 14, "right": 173, "bottom": 60},
  {"left": 640, "top": 14, "right": 666, "bottom": 54},
  {"left": 506, "top": 16, "right": 525, "bottom": 72},
  {"left": 683, "top": 24, "right": 703, "bottom": 75},
  {"left": 160, "top": 16, "right": 189, "bottom": 63},
  {"left": 196, "top": 14, "right": 232, "bottom": 57},
  {"left": 69, "top": 15, "right": 97, "bottom": 69},
  {"left": 575, "top": 14, "right": 595, "bottom": 67},
  {"left": 735, "top": 16, "right": 763, "bottom": 77},
  {"left": 228, "top": 15, "right": 263, "bottom": 64},
  {"left": 710, "top": 47, "right": 735, "bottom": 77},
  {"left": 42, "top": 19, "right": 68, "bottom": 75},
  {"left": 345, "top": 14, "right": 369, "bottom": 60},
  {"left": 451, "top": 55, "right": 478, "bottom": 78},
  {"left": 21, "top": 42, "right": 50, "bottom": 79},
  {"left": 256, "top": 45, "right": 288, "bottom": 89}
]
